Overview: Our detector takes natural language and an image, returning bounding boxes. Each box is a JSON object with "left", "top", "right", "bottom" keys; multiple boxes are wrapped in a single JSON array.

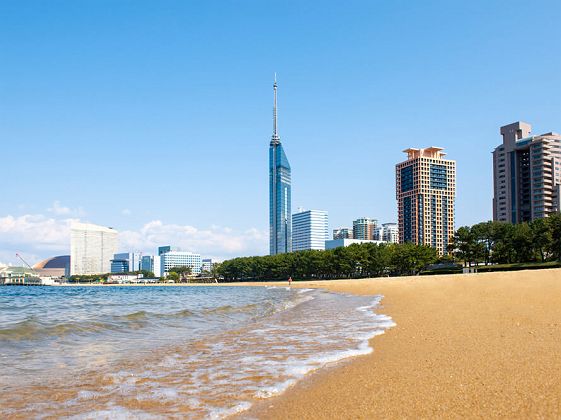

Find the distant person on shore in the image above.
[{"left": 288, "top": 276, "right": 292, "bottom": 286}]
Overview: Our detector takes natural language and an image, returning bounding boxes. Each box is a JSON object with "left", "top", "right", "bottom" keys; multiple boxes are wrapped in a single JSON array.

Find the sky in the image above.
[{"left": 1, "top": 0, "right": 560, "bottom": 265}]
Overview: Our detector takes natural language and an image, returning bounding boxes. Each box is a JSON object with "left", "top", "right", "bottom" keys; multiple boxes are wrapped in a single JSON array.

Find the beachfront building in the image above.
[
  {"left": 493, "top": 121, "right": 561, "bottom": 223},
  {"left": 70, "top": 222, "right": 118, "bottom": 275},
  {"left": 160, "top": 249, "right": 202, "bottom": 277},
  {"left": 292, "top": 209, "right": 329, "bottom": 251},
  {"left": 141, "top": 255, "right": 161, "bottom": 276},
  {"left": 110, "top": 252, "right": 141, "bottom": 273},
  {"left": 396, "top": 147, "right": 456, "bottom": 255},
  {"left": 201, "top": 258, "right": 216, "bottom": 273},
  {"left": 333, "top": 227, "right": 353, "bottom": 240},
  {"left": 373, "top": 223, "right": 399, "bottom": 243},
  {"left": 0, "top": 266, "right": 42, "bottom": 285},
  {"left": 269, "top": 76, "right": 292, "bottom": 255},
  {"left": 352, "top": 217, "right": 377, "bottom": 240}
]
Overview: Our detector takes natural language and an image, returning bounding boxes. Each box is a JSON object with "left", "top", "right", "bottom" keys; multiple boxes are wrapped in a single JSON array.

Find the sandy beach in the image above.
[{"left": 240, "top": 268, "right": 561, "bottom": 419}]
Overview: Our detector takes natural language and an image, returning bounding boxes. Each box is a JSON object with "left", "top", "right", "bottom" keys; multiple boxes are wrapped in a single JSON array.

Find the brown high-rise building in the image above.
[
  {"left": 493, "top": 122, "right": 561, "bottom": 223},
  {"left": 396, "top": 147, "right": 456, "bottom": 255},
  {"left": 352, "top": 218, "right": 377, "bottom": 240}
]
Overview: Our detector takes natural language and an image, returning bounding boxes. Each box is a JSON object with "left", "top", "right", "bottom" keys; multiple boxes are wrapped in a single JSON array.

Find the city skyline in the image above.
[{"left": 1, "top": 1, "right": 560, "bottom": 265}]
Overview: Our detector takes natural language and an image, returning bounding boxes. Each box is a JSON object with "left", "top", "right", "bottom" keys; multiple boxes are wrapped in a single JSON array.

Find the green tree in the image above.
[
  {"left": 210, "top": 262, "right": 222, "bottom": 280},
  {"left": 451, "top": 226, "right": 475, "bottom": 267},
  {"left": 530, "top": 218, "right": 552, "bottom": 262},
  {"left": 548, "top": 213, "right": 561, "bottom": 261},
  {"left": 511, "top": 223, "right": 534, "bottom": 263},
  {"left": 168, "top": 265, "right": 192, "bottom": 282},
  {"left": 166, "top": 272, "right": 180, "bottom": 281}
]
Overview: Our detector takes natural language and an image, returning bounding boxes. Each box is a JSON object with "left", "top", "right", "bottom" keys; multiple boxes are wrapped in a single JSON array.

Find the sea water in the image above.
[{"left": 0, "top": 285, "right": 394, "bottom": 418}]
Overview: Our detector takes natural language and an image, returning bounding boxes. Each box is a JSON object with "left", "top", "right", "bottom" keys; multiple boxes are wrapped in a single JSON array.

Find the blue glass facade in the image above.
[
  {"left": 401, "top": 166, "right": 414, "bottom": 192},
  {"left": 429, "top": 164, "right": 447, "bottom": 189},
  {"left": 430, "top": 195, "right": 437, "bottom": 248},
  {"left": 269, "top": 142, "right": 292, "bottom": 255},
  {"left": 110, "top": 260, "right": 129, "bottom": 273},
  {"left": 442, "top": 196, "right": 449, "bottom": 252},
  {"left": 141, "top": 256, "right": 152, "bottom": 272},
  {"left": 417, "top": 194, "right": 424, "bottom": 244},
  {"left": 403, "top": 196, "right": 412, "bottom": 242},
  {"left": 510, "top": 152, "right": 517, "bottom": 224}
]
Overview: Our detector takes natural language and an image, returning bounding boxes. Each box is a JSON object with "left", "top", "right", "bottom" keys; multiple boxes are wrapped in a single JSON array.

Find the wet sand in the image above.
[{"left": 241, "top": 268, "right": 561, "bottom": 418}]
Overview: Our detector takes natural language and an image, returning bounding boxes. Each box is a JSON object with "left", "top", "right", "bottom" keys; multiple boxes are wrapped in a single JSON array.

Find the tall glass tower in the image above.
[{"left": 269, "top": 76, "right": 292, "bottom": 255}]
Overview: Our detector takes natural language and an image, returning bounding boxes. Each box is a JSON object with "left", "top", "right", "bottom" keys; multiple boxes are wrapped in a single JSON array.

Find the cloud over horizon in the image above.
[{"left": 0, "top": 212, "right": 267, "bottom": 266}]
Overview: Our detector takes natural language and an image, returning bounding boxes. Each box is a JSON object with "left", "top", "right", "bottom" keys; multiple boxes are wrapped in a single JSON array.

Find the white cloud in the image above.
[
  {"left": 119, "top": 220, "right": 268, "bottom": 261},
  {"left": 47, "top": 201, "right": 85, "bottom": 217},
  {"left": 0, "top": 214, "right": 76, "bottom": 265},
  {"left": 0, "top": 213, "right": 268, "bottom": 265},
  {"left": 121, "top": 209, "right": 132, "bottom": 216}
]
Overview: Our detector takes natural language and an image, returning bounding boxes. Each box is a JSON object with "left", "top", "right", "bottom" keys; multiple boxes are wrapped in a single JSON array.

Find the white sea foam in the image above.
[
  {"left": 255, "top": 379, "right": 297, "bottom": 399},
  {"left": 208, "top": 401, "right": 253, "bottom": 420},
  {"left": 72, "top": 406, "right": 162, "bottom": 420}
]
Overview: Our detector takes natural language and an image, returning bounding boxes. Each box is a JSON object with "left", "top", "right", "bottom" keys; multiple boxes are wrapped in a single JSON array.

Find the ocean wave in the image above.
[
  {"left": 1, "top": 287, "right": 394, "bottom": 419},
  {"left": 116, "top": 308, "right": 195, "bottom": 321},
  {"left": 0, "top": 318, "right": 120, "bottom": 341}
]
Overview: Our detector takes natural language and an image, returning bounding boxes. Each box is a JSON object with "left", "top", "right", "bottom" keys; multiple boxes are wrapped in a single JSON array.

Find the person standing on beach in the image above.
[{"left": 288, "top": 276, "right": 292, "bottom": 286}]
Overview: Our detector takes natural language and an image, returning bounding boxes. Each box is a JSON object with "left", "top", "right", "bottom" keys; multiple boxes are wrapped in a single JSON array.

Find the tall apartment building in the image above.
[
  {"left": 160, "top": 249, "right": 202, "bottom": 276},
  {"left": 269, "top": 77, "right": 292, "bottom": 255},
  {"left": 396, "top": 147, "right": 456, "bottom": 255},
  {"left": 333, "top": 227, "right": 353, "bottom": 240},
  {"left": 374, "top": 223, "right": 399, "bottom": 243},
  {"left": 352, "top": 218, "right": 377, "bottom": 240},
  {"left": 292, "top": 209, "right": 329, "bottom": 251},
  {"left": 493, "top": 121, "right": 561, "bottom": 223},
  {"left": 70, "top": 222, "right": 118, "bottom": 275}
]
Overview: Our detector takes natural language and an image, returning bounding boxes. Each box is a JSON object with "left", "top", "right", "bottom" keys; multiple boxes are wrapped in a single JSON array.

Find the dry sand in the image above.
[{"left": 241, "top": 268, "right": 561, "bottom": 419}]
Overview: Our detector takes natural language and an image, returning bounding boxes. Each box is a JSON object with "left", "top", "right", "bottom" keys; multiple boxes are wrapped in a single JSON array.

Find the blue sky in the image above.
[{"left": 1, "top": 0, "right": 560, "bottom": 264}]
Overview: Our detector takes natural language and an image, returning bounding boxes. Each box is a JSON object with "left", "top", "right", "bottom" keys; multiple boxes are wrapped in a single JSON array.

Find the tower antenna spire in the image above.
[{"left": 272, "top": 74, "right": 279, "bottom": 143}]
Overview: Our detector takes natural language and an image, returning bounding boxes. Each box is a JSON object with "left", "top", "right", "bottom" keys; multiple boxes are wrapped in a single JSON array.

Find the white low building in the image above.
[
  {"left": 108, "top": 274, "right": 144, "bottom": 284},
  {"left": 160, "top": 250, "right": 202, "bottom": 276}
]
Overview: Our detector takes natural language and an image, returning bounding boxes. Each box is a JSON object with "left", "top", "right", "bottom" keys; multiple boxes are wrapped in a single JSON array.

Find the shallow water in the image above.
[{"left": 0, "top": 285, "right": 394, "bottom": 418}]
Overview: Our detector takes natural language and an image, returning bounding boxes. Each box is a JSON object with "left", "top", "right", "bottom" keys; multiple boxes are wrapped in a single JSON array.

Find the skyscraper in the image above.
[
  {"left": 493, "top": 122, "right": 561, "bottom": 223},
  {"left": 269, "top": 76, "right": 292, "bottom": 255},
  {"left": 70, "top": 222, "right": 118, "bottom": 275},
  {"left": 292, "top": 209, "right": 329, "bottom": 251},
  {"left": 396, "top": 147, "right": 456, "bottom": 255},
  {"left": 352, "top": 217, "right": 377, "bottom": 240}
]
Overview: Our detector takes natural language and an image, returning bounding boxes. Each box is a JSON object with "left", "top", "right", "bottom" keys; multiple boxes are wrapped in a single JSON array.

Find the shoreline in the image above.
[
  {"left": 4, "top": 269, "right": 561, "bottom": 417},
  {"left": 238, "top": 269, "right": 561, "bottom": 418}
]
